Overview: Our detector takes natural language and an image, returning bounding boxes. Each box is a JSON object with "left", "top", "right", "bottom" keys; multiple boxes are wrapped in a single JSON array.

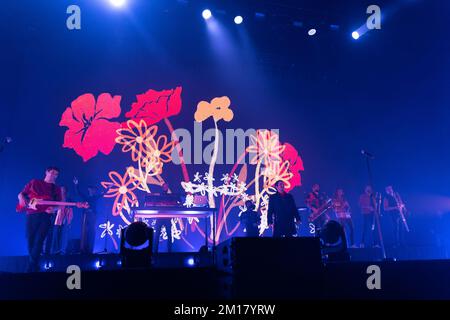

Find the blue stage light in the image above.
[
  {"left": 352, "top": 31, "right": 360, "bottom": 40},
  {"left": 308, "top": 28, "right": 317, "bottom": 36},
  {"left": 234, "top": 16, "right": 243, "bottom": 25},
  {"left": 186, "top": 257, "right": 195, "bottom": 267},
  {"left": 95, "top": 260, "right": 103, "bottom": 269},
  {"left": 43, "top": 261, "right": 53, "bottom": 270},
  {"left": 109, "top": 0, "right": 126, "bottom": 8},
  {"left": 202, "top": 9, "right": 212, "bottom": 20}
]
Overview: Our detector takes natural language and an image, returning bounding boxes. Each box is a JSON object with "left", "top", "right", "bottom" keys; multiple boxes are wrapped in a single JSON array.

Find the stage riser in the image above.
[
  {"left": 1, "top": 261, "right": 450, "bottom": 299},
  {"left": 0, "top": 253, "right": 212, "bottom": 273},
  {"left": 324, "top": 260, "right": 450, "bottom": 300},
  {"left": 0, "top": 268, "right": 222, "bottom": 300}
]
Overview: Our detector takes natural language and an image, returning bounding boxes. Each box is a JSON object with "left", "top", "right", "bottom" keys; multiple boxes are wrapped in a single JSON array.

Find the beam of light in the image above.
[
  {"left": 95, "top": 260, "right": 103, "bottom": 269},
  {"left": 202, "top": 9, "right": 212, "bottom": 20},
  {"left": 186, "top": 257, "right": 195, "bottom": 267},
  {"left": 351, "top": 24, "right": 369, "bottom": 40},
  {"left": 234, "top": 16, "right": 243, "bottom": 25},
  {"left": 308, "top": 28, "right": 317, "bottom": 36},
  {"left": 109, "top": 0, "right": 126, "bottom": 8}
]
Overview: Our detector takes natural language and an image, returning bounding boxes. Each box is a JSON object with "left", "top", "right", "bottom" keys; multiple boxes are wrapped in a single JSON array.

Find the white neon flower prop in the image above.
[
  {"left": 99, "top": 221, "right": 115, "bottom": 238},
  {"left": 116, "top": 225, "right": 125, "bottom": 238},
  {"left": 183, "top": 194, "right": 194, "bottom": 208},
  {"left": 181, "top": 172, "right": 247, "bottom": 204},
  {"left": 193, "top": 172, "right": 203, "bottom": 183}
]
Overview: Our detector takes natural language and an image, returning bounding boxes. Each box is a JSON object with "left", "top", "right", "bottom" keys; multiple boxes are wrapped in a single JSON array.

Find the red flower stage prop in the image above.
[
  {"left": 125, "top": 86, "right": 182, "bottom": 126},
  {"left": 280, "top": 143, "right": 304, "bottom": 192},
  {"left": 59, "top": 93, "right": 122, "bottom": 162}
]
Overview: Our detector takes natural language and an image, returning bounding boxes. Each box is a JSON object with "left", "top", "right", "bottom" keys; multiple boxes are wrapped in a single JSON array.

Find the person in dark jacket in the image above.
[
  {"left": 240, "top": 200, "right": 260, "bottom": 237},
  {"left": 267, "top": 180, "right": 301, "bottom": 237}
]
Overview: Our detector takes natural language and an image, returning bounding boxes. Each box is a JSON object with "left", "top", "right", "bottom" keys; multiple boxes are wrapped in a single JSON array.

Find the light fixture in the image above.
[
  {"left": 202, "top": 9, "right": 212, "bottom": 20},
  {"left": 234, "top": 16, "right": 243, "bottom": 25}
]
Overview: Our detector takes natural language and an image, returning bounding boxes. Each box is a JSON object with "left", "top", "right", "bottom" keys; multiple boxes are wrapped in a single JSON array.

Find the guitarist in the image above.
[
  {"left": 384, "top": 185, "right": 407, "bottom": 248},
  {"left": 359, "top": 185, "right": 380, "bottom": 248},
  {"left": 306, "top": 184, "right": 330, "bottom": 230},
  {"left": 17, "top": 167, "right": 62, "bottom": 272}
]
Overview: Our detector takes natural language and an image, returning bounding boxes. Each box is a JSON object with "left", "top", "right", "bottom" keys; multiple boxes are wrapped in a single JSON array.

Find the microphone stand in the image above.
[{"left": 363, "top": 153, "right": 387, "bottom": 260}]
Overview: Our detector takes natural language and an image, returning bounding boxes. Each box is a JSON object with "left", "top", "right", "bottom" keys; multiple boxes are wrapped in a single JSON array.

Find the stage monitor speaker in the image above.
[{"left": 216, "top": 237, "right": 324, "bottom": 299}]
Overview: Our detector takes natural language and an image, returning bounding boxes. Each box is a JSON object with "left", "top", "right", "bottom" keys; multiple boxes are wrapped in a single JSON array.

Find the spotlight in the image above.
[
  {"left": 308, "top": 28, "right": 317, "bottom": 36},
  {"left": 109, "top": 0, "right": 126, "bottom": 7},
  {"left": 94, "top": 259, "right": 103, "bottom": 269},
  {"left": 234, "top": 16, "right": 243, "bottom": 25},
  {"left": 43, "top": 261, "right": 53, "bottom": 270},
  {"left": 319, "top": 220, "right": 350, "bottom": 262},
  {"left": 202, "top": 9, "right": 212, "bottom": 20},
  {"left": 120, "top": 221, "right": 154, "bottom": 269},
  {"left": 186, "top": 257, "right": 195, "bottom": 267},
  {"left": 352, "top": 31, "right": 360, "bottom": 40}
]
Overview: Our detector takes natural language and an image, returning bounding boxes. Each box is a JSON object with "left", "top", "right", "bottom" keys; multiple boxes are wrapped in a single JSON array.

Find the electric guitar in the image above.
[
  {"left": 393, "top": 192, "right": 410, "bottom": 232},
  {"left": 16, "top": 198, "right": 89, "bottom": 213},
  {"left": 308, "top": 198, "right": 333, "bottom": 222}
]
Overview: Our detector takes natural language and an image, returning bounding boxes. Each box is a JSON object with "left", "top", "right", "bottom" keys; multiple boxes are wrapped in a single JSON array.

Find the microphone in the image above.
[{"left": 361, "top": 149, "right": 374, "bottom": 159}]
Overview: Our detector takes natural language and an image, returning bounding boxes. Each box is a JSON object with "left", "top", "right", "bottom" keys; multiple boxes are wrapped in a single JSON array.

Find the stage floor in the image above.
[{"left": 1, "top": 258, "right": 450, "bottom": 300}]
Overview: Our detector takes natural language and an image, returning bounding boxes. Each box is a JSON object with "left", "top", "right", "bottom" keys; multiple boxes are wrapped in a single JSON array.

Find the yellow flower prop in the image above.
[
  {"left": 194, "top": 96, "right": 234, "bottom": 209},
  {"left": 246, "top": 130, "right": 285, "bottom": 165},
  {"left": 194, "top": 96, "right": 234, "bottom": 122},
  {"left": 115, "top": 119, "right": 157, "bottom": 162},
  {"left": 150, "top": 135, "right": 177, "bottom": 163},
  {"left": 101, "top": 170, "right": 139, "bottom": 223}
]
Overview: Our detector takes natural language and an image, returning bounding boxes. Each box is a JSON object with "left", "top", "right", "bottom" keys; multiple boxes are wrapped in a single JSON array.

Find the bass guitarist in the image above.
[{"left": 17, "top": 167, "right": 87, "bottom": 272}]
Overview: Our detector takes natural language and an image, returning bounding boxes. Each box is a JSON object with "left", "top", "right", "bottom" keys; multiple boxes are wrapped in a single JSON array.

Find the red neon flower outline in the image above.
[{"left": 280, "top": 143, "right": 304, "bottom": 192}]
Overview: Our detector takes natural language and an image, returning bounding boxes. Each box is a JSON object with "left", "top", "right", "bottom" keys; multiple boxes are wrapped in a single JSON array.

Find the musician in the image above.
[
  {"left": 240, "top": 200, "right": 260, "bottom": 237},
  {"left": 359, "top": 185, "right": 380, "bottom": 248},
  {"left": 74, "top": 177, "right": 102, "bottom": 254},
  {"left": 18, "top": 167, "right": 62, "bottom": 272},
  {"left": 153, "top": 182, "right": 173, "bottom": 253},
  {"left": 384, "top": 185, "right": 406, "bottom": 247},
  {"left": 332, "top": 188, "right": 354, "bottom": 247},
  {"left": 268, "top": 180, "right": 301, "bottom": 237},
  {"left": 52, "top": 186, "right": 74, "bottom": 254},
  {"left": 305, "top": 184, "right": 330, "bottom": 230}
]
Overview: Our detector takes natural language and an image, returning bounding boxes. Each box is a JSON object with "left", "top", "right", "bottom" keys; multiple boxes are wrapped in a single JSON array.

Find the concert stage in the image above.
[
  {"left": 1, "top": 257, "right": 449, "bottom": 300},
  {"left": 1, "top": 237, "right": 450, "bottom": 300}
]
